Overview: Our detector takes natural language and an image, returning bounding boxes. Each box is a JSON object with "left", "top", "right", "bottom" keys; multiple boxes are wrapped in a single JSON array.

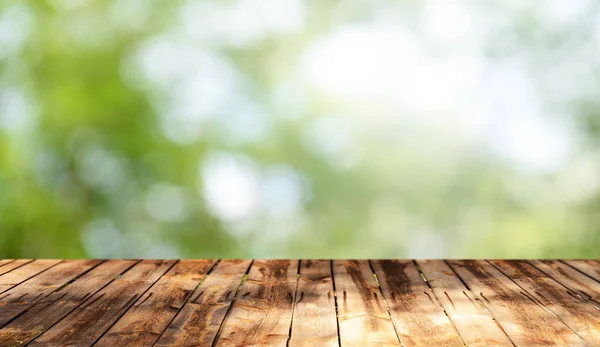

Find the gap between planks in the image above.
[
  {"left": 151, "top": 259, "right": 222, "bottom": 344},
  {"left": 210, "top": 260, "right": 255, "bottom": 347},
  {"left": 410, "top": 260, "right": 470, "bottom": 345},
  {"left": 2, "top": 260, "right": 599, "bottom": 347},
  {"left": 286, "top": 259, "right": 302, "bottom": 347},
  {"left": 442, "top": 260, "right": 517, "bottom": 347},
  {"left": 368, "top": 260, "right": 405, "bottom": 347},
  {"left": 88, "top": 260, "right": 181, "bottom": 346},
  {"left": 487, "top": 260, "right": 600, "bottom": 345},
  {"left": 0, "top": 260, "right": 142, "bottom": 346},
  {"left": 0, "top": 260, "right": 106, "bottom": 329}
]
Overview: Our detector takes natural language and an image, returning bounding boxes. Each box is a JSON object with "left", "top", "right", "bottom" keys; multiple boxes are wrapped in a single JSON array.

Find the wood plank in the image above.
[
  {"left": 0, "top": 260, "right": 101, "bottom": 326},
  {"left": 564, "top": 260, "right": 600, "bottom": 283},
  {"left": 530, "top": 260, "right": 600, "bottom": 303},
  {"left": 371, "top": 260, "right": 462, "bottom": 347},
  {"left": 0, "top": 260, "right": 34, "bottom": 277},
  {"left": 214, "top": 259, "right": 299, "bottom": 347},
  {"left": 0, "top": 260, "right": 15, "bottom": 268},
  {"left": 0, "top": 258, "right": 598, "bottom": 346},
  {"left": 491, "top": 260, "right": 600, "bottom": 345},
  {"left": 289, "top": 260, "right": 338, "bottom": 347},
  {"left": 96, "top": 260, "right": 216, "bottom": 347},
  {"left": 0, "top": 260, "right": 136, "bottom": 346},
  {"left": 448, "top": 260, "right": 586, "bottom": 346},
  {"left": 28, "top": 259, "right": 175, "bottom": 346},
  {"left": 415, "top": 260, "right": 512, "bottom": 346},
  {"left": 0, "top": 260, "right": 61, "bottom": 294},
  {"left": 156, "top": 260, "right": 252, "bottom": 347},
  {"left": 333, "top": 260, "right": 400, "bottom": 347}
]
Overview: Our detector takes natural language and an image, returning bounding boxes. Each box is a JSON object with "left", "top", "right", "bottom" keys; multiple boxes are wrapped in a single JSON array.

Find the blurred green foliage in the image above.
[{"left": 1, "top": 0, "right": 600, "bottom": 258}]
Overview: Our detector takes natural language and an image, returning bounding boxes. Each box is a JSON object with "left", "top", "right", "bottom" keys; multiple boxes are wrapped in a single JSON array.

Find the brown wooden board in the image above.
[
  {"left": 0, "top": 259, "right": 101, "bottom": 326},
  {"left": 491, "top": 260, "right": 600, "bottom": 345},
  {"left": 449, "top": 260, "right": 586, "bottom": 346},
  {"left": 530, "top": 260, "right": 600, "bottom": 303},
  {"left": 415, "top": 260, "right": 513, "bottom": 346},
  {"left": 288, "top": 260, "right": 338, "bottom": 347},
  {"left": 156, "top": 259, "right": 252, "bottom": 347},
  {"left": 0, "top": 260, "right": 61, "bottom": 294},
  {"left": 28, "top": 259, "right": 175, "bottom": 346},
  {"left": 371, "top": 260, "right": 463, "bottom": 347},
  {"left": 214, "top": 259, "right": 299, "bottom": 347},
  {"left": 0, "top": 259, "right": 597, "bottom": 346},
  {"left": 0, "top": 260, "right": 136, "bottom": 346},
  {"left": 0, "top": 260, "right": 33, "bottom": 277},
  {"left": 333, "top": 260, "right": 400, "bottom": 347},
  {"left": 95, "top": 260, "right": 217, "bottom": 346},
  {"left": 563, "top": 260, "right": 600, "bottom": 283},
  {"left": 0, "top": 260, "right": 15, "bottom": 268}
]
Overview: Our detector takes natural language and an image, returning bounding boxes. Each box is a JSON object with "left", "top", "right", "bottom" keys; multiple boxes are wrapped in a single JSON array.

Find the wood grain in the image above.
[
  {"left": 530, "top": 260, "right": 600, "bottom": 303},
  {"left": 333, "top": 260, "right": 400, "bottom": 347},
  {"left": 0, "top": 259, "right": 101, "bottom": 326},
  {"left": 0, "top": 260, "right": 32, "bottom": 277},
  {"left": 371, "top": 260, "right": 463, "bottom": 347},
  {"left": 289, "top": 260, "right": 338, "bottom": 347},
  {"left": 491, "top": 260, "right": 600, "bottom": 345},
  {"left": 96, "top": 260, "right": 216, "bottom": 347},
  {"left": 563, "top": 260, "right": 600, "bottom": 283},
  {"left": 28, "top": 260, "right": 175, "bottom": 346},
  {"left": 0, "top": 260, "right": 136, "bottom": 346},
  {"left": 0, "top": 260, "right": 61, "bottom": 294},
  {"left": 0, "top": 259, "right": 597, "bottom": 346},
  {"left": 215, "top": 259, "right": 299, "bottom": 347},
  {"left": 416, "top": 260, "right": 512, "bottom": 346},
  {"left": 449, "top": 260, "right": 586, "bottom": 346},
  {"left": 156, "top": 259, "right": 252, "bottom": 347}
]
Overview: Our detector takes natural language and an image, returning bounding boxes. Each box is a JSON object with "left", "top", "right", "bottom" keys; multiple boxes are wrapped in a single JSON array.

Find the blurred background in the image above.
[{"left": 1, "top": 0, "right": 600, "bottom": 259}]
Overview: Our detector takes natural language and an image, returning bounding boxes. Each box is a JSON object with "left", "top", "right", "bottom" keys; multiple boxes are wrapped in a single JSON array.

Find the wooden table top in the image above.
[{"left": 0, "top": 260, "right": 598, "bottom": 346}]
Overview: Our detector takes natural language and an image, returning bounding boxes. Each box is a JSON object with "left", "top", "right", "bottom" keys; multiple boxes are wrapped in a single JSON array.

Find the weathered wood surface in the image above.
[
  {"left": 156, "top": 260, "right": 252, "bottom": 347},
  {"left": 415, "top": 260, "right": 513, "bottom": 346},
  {"left": 289, "top": 260, "right": 338, "bottom": 347},
  {"left": 531, "top": 260, "right": 600, "bottom": 304},
  {"left": 0, "top": 260, "right": 33, "bottom": 277},
  {"left": 96, "top": 260, "right": 216, "bottom": 347},
  {"left": 333, "top": 260, "right": 400, "bottom": 346},
  {"left": 564, "top": 260, "right": 600, "bottom": 283},
  {"left": 0, "top": 259, "right": 598, "bottom": 347},
  {"left": 448, "top": 260, "right": 587, "bottom": 346},
  {"left": 371, "top": 260, "right": 462, "bottom": 346},
  {"left": 28, "top": 259, "right": 175, "bottom": 346},
  {"left": 491, "top": 260, "right": 600, "bottom": 345},
  {"left": 216, "top": 259, "right": 299, "bottom": 347},
  {"left": 0, "top": 260, "right": 136, "bottom": 346},
  {"left": 0, "top": 259, "right": 101, "bottom": 327},
  {"left": 0, "top": 260, "right": 60, "bottom": 294}
]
